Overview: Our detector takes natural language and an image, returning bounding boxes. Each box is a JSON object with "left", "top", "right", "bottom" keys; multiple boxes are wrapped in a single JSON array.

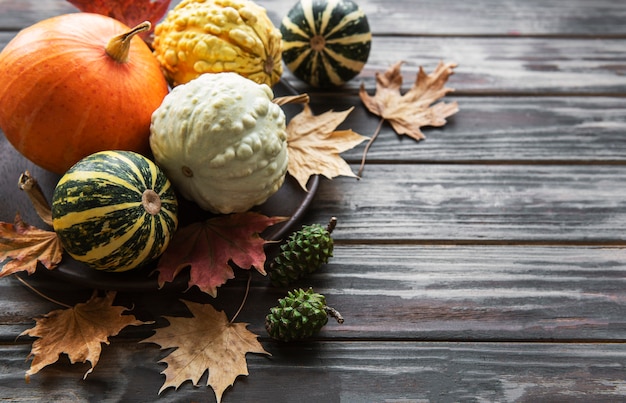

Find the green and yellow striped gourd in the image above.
[
  {"left": 51, "top": 151, "right": 178, "bottom": 272},
  {"left": 280, "top": 0, "right": 371, "bottom": 87}
]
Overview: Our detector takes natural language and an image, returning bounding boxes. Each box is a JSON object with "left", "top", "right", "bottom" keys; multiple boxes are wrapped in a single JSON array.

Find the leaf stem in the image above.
[
  {"left": 15, "top": 275, "right": 72, "bottom": 309},
  {"left": 230, "top": 272, "right": 252, "bottom": 323},
  {"left": 273, "top": 93, "right": 310, "bottom": 106},
  {"left": 357, "top": 117, "right": 385, "bottom": 178}
]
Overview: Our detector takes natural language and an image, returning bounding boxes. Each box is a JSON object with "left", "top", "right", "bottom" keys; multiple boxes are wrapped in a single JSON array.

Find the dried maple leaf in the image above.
[
  {"left": 67, "top": 0, "right": 171, "bottom": 41},
  {"left": 358, "top": 60, "right": 459, "bottom": 174},
  {"left": 141, "top": 300, "right": 269, "bottom": 403},
  {"left": 0, "top": 213, "right": 63, "bottom": 278},
  {"left": 21, "top": 291, "right": 150, "bottom": 381},
  {"left": 287, "top": 104, "right": 368, "bottom": 190},
  {"left": 360, "top": 60, "right": 459, "bottom": 140},
  {"left": 155, "top": 212, "right": 287, "bottom": 297}
]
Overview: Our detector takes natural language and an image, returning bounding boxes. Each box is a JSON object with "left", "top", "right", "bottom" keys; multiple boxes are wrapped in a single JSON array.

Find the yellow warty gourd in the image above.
[{"left": 152, "top": 0, "right": 283, "bottom": 87}]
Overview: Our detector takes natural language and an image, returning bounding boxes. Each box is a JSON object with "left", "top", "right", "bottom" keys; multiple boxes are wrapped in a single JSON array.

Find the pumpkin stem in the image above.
[
  {"left": 181, "top": 166, "right": 194, "bottom": 177},
  {"left": 142, "top": 189, "right": 162, "bottom": 215},
  {"left": 264, "top": 56, "right": 275, "bottom": 77},
  {"left": 310, "top": 35, "right": 326, "bottom": 52},
  {"left": 105, "top": 21, "right": 151, "bottom": 63},
  {"left": 18, "top": 171, "right": 53, "bottom": 227}
]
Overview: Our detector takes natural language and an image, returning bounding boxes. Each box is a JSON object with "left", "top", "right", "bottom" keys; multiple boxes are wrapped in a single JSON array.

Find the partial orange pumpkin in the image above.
[{"left": 0, "top": 13, "right": 169, "bottom": 174}]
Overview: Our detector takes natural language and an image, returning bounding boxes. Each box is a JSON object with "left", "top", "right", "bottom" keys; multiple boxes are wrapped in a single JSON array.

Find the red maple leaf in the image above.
[
  {"left": 154, "top": 212, "right": 287, "bottom": 297},
  {"left": 67, "top": 0, "right": 171, "bottom": 41}
]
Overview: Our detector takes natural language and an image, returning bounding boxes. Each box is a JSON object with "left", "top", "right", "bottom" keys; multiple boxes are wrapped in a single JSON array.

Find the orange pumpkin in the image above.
[{"left": 0, "top": 13, "right": 169, "bottom": 174}]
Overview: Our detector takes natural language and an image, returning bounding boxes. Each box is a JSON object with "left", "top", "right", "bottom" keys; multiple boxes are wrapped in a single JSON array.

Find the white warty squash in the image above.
[{"left": 149, "top": 72, "right": 288, "bottom": 214}]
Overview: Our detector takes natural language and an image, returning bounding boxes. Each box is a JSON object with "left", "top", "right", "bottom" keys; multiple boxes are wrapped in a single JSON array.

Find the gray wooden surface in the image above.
[{"left": 1, "top": 0, "right": 625, "bottom": 402}]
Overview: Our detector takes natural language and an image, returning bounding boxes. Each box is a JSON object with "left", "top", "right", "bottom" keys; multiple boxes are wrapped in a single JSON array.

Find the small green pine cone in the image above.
[
  {"left": 265, "top": 288, "right": 343, "bottom": 342},
  {"left": 269, "top": 217, "right": 337, "bottom": 287}
]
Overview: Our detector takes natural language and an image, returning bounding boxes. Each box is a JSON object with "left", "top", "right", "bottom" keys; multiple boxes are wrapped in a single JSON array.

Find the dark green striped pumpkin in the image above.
[
  {"left": 52, "top": 150, "right": 178, "bottom": 272},
  {"left": 280, "top": 0, "right": 371, "bottom": 87}
]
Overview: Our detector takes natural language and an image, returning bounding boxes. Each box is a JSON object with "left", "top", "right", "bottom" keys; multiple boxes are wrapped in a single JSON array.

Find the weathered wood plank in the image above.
[
  {"left": 1, "top": 1, "right": 624, "bottom": 402},
  {"left": 3, "top": 95, "right": 626, "bottom": 166},
  {"left": 2, "top": 341, "right": 626, "bottom": 402},
  {"left": 288, "top": 36, "right": 626, "bottom": 94},
  {"left": 351, "top": 0, "right": 626, "bottom": 36},
  {"left": 3, "top": 160, "right": 626, "bottom": 244},
  {"left": 307, "top": 96, "right": 626, "bottom": 163},
  {"left": 306, "top": 164, "right": 626, "bottom": 242},
  {"left": 2, "top": 0, "right": 626, "bottom": 36},
  {"left": 0, "top": 0, "right": 78, "bottom": 30},
  {"left": 2, "top": 244, "right": 625, "bottom": 341},
  {"left": 302, "top": 245, "right": 626, "bottom": 340},
  {"left": 1, "top": 34, "right": 624, "bottom": 95}
]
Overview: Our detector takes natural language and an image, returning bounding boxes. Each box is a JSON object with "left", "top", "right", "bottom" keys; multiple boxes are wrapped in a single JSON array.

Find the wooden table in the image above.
[{"left": 2, "top": 0, "right": 626, "bottom": 401}]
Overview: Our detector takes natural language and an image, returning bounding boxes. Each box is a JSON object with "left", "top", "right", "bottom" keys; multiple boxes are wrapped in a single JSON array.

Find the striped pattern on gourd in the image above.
[
  {"left": 280, "top": 0, "right": 371, "bottom": 87},
  {"left": 52, "top": 151, "right": 178, "bottom": 272}
]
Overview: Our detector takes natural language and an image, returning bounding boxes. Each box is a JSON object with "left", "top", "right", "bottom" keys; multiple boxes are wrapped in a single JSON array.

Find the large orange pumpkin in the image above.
[{"left": 0, "top": 13, "right": 169, "bottom": 174}]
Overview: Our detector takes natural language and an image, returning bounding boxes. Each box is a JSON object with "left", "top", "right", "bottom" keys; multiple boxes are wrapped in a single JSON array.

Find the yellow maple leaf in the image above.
[
  {"left": 141, "top": 300, "right": 269, "bottom": 403},
  {"left": 286, "top": 104, "right": 368, "bottom": 190},
  {"left": 20, "top": 291, "right": 150, "bottom": 381},
  {"left": 0, "top": 213, "right": 63, "bottom": 278}
]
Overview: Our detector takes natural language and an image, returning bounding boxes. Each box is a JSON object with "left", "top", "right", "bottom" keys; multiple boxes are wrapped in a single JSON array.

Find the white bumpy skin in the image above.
[{"left": 149, "top": 72, "right": 288, "bottom": 214}]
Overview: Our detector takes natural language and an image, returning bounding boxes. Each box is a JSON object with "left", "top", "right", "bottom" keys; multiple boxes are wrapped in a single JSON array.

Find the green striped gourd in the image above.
[
  {"left": 280, "top": 0, "right": 371, "bottom": 87},
  {"left": 51, "top": 150, "right": 178, "bottom": 272}
]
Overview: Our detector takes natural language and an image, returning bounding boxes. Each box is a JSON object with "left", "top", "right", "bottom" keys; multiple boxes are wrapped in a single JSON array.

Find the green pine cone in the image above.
[
  {"left": 265, "top": 288, "right": 343, "bottom": 342},
  {"left": 269, "top": 217, "right": 337, "bottom": 287}
]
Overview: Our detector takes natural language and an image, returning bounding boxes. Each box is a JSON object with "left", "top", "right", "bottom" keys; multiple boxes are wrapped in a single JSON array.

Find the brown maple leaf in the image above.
[
  {"left": 0, "top": 213, "right": 63, "bottom": 278},
  {"left": 21, "top": 291, "right": 150, "bottom": 381},
  {"left": 154, "top": 212, "right": 287, "bottom": 297},
  {"left": 141, "top": 300, "right": 269, "bottom": 403},
  {"left": 287, "top": 104, "right": 368, "bottom": 190},
  {"left": 358, "top": 60, "right": 459, "bottom": 174}
]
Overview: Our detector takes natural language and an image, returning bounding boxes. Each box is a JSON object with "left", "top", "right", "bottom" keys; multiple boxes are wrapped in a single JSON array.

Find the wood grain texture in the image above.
[
  {"left": 2, "top": 0, "right": 626, "bottom": 36},
  {"left": 306, "top": 164, "right": 626, "bottom": 242},
  {"left": 1, "top": 0, "right": 625, "bottom": 401},
  {"left": 352, "top": 0, "right": 626, "bottom": 36},
  {"left": 5, "top": 145, "right": 626, "bottom": 246},
  {"left": 308, "top": 96, "right": 626, "bottom": 163},
  {"left": 2, "top": 341, "right": 625, "bottom": 403},
  {"left": 287, "top": 36, "right": 626, "bottom": 95},
  {"left": 1, "top": 36, "right": 624, "bottom": 95},
  {"left": 2, "top": 244, "right": 624, "bottom": 342},
  {"left": 0, "top": 0, "right": 78, "bottom": 30}
]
